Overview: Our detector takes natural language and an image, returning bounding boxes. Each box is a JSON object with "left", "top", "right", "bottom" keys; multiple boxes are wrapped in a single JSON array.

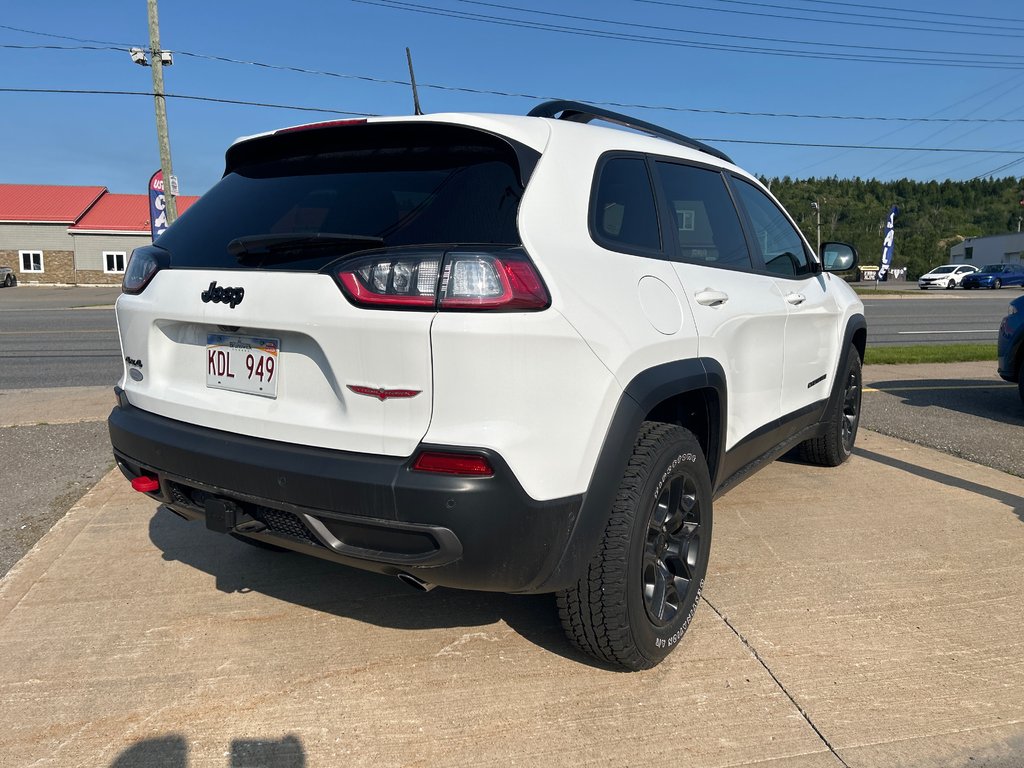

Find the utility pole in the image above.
[
  {"left": 811, "top": 199, "right": 821, "bottom": 253},
  {"left": 147, "top": 0, "right": 177, "bottom": 224}
]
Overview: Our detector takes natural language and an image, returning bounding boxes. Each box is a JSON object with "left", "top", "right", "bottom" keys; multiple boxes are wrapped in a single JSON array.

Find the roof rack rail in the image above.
[{"left": 527, "top": 100, "right": 733, "bottom": 164}]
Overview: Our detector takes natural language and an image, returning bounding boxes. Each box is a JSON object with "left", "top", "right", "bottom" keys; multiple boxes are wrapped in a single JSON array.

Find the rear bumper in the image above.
[{"left": 108, "top": 398, "right": 583, "bottom": 593}]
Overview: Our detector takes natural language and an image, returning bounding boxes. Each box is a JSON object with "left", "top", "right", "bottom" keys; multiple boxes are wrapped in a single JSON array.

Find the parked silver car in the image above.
[{"left": 0, "top": 266, "right": 17, "bottom": 287}]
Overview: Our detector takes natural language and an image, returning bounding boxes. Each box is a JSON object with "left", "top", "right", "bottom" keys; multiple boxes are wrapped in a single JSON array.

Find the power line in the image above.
[
  {"left": 353, "top": 0, "right": 1024, "bottom": 68},
  {"left": 5, "top": 86, "right": 1022, "bottom": 156},
  {"left": 0, "top": 43, "right": 118, "bottom": 52},
  {"left": 9, "top": 33, "right": 1024, "bottom": 125},
  {"left": 0, "top": 87, "right": 377, "bottom": 116},
  {"left": 0, "top": 23, "right": 132, "bottom": 48},
  {"left": 794, "top": 0, "right": 1024, "bottom": 25},
  {"left": 969, "top": 157, "right": 1024, "bottom": 181},
  {"left": 631, "top": 0, "right": 1024, "bottom": 39},
  {"left": 451, "top": 0, "right": 1024, "bottom": 62},
  {"left": 702, "top": 0, "right": 1024, "bottom": 33},
  {"left": 694, "top": 137, "right": 1024, "bottom": 154}
]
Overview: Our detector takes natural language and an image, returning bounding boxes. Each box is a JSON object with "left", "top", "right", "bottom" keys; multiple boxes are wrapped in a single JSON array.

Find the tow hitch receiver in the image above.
[{"left": 204, "top": 497, "right": 242, "bottom": 533}]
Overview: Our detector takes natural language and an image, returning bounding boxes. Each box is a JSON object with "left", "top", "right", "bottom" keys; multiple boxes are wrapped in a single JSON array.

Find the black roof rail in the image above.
[{"left": 527, "top": 100, "right": 733, "bottom": 164}]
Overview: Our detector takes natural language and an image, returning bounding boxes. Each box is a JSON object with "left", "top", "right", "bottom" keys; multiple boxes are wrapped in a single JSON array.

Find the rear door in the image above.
[
  {"left": 728, "top": 176, "right": 839, "bottom": 419},
  {"left": 652, "top": 159, "right": 787, "bottom": 452},
  {"left": 116, "top": 122, "right": 534, "bottom": 457}
]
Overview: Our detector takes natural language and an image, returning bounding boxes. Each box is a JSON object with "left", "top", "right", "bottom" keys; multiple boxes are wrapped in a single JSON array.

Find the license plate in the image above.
[{"left": 206, "top": 334, "right": 279, "bottom": 398}]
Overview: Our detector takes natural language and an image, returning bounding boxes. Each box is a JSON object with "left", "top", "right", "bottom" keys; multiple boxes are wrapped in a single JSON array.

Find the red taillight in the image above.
[
  {"left": 412, "top": 452, "right": 494, "bottom": 476},
  {"left": 131, "top": 475, "right": 160, "bottom": 493},
  {"left": 275, "top": 119, "right": 368, "bottom": 135},
  {"left": 335, "top": 250, "right": 549, "bottom": 311},
  {"left": 440, "top": 256, "right": 548, "bottom": 310}
]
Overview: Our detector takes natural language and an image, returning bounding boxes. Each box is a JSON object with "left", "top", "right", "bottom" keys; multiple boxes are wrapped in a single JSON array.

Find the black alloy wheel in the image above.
[{"left": 642, "top": 473, "right": 702, "bottom": 626}]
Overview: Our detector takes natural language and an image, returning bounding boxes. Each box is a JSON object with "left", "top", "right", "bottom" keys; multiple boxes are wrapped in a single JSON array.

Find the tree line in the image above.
[{"left": 763, "top": 175, "right": 1024, "bottom": 278}]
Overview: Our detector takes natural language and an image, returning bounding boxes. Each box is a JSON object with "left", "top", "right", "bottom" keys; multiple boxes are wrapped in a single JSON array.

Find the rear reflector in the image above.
[
  {"left": 412, "top": 452, "right": 494, "bottom": 476},
  {"left": 131, "top": 476, "right": 160, "bottom": 493}
]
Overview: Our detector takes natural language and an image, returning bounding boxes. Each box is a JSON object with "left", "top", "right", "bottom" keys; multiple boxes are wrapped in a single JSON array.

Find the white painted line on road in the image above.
[
  {"left": 896, "top": 330, "right": 998, "bottom": 335},
  {"left": 864, "top": 384, "right": 1014, "bottom": 393}
]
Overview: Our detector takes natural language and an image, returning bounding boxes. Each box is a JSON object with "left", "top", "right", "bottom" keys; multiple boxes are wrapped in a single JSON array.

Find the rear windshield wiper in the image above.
[{"left": 228, "top": 233, "right": 386, "bottom": 262}]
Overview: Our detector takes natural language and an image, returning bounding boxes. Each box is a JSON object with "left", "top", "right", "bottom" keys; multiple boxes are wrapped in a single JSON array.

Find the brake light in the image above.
[
  {"left": 334, "top": 250, "right": 549, "bottom": 311},
  {"left": 275, "top": 119, "right": 368, "bottom": 135},
  {"left": 122, "top": 245, "right": 170, "bottom": 294},
  {"left": 412, "top": 452, "right": 494, "bottom": 476}
]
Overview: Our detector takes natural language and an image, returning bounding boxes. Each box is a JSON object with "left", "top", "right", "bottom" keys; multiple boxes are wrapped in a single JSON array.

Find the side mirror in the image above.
[{"left": 820, "top": 242, "right": 858, "bottom": 273}]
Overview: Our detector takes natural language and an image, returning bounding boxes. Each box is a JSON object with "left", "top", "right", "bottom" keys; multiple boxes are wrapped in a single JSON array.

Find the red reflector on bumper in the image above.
[
  {"left": 412, "top": 452, "right": 494, "bottom": 476},
  {"left": 131, "top": 476, "right": 160, "bottom": 493}
]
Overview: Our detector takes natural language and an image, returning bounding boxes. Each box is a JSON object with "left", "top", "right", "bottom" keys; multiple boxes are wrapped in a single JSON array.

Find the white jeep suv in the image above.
[{"left": 109, "top": 101, "right": 865, "bottom": 670}]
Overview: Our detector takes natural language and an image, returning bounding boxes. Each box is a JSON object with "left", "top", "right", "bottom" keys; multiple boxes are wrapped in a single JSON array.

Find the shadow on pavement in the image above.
[
  {"left": 866, "top": 378, "right": 1023, "bottom": 426},
  {"left": 110, "top": 733, "right": 305, "bottom": 767},
  {"left": 147, "top": 509, "right": 613, "bottom": 670},
  {"left": 855, "top": 447, "right": 1024, "bottom": 524}
]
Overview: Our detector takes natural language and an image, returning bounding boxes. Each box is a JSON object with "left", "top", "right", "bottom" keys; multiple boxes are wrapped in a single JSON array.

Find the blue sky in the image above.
[{"left": 3, "top": 0, "right": 1024, "bottom": 196}]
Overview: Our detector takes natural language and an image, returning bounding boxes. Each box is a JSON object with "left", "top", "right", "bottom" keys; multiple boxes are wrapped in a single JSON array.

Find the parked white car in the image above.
[
  {"left": 918, "top": 264, "right": 978, "bottom": 289},
  {"left": 0, "top": 265, "right": 15, "bottom": 287},
  {"left": 109, "top": 101, "right": 865, "bottom": 669}
]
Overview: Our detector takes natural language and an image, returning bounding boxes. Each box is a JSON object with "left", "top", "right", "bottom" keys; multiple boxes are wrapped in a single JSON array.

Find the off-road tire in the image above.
[
  {"left": 556, "top": 422, "right": 712, "bottom": 671},
  {"left": 800, "top": 346, "right": 862, "bottom": 466}
]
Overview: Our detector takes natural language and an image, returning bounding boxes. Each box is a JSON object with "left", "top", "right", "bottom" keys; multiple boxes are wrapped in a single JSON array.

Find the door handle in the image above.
[
  {"left": 785, "top": 293, "right": 806, "bottom": 306},
  {"left": 695, "top": 289, "right": 729, "bottom": 307}
]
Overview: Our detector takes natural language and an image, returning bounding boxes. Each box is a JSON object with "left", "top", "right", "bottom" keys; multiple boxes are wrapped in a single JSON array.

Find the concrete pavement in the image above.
[{"left": 1, "top": 384, "right": 1023, "bottom": 766}]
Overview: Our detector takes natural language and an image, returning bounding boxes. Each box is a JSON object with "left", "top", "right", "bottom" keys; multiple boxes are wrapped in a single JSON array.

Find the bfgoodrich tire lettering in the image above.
[
  {"left": 800, "top": 346, "right": 862, "bottom": 466},
  {"left": 556, "top": 421, "right": 712, "bottom": 670}
]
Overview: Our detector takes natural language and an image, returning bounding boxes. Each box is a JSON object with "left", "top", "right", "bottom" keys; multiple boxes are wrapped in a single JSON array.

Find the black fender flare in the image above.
[
  {"left": 823, "top": 313, "right": 867, "bottom": 417},
  {"left": 529, "top": 357, "right": 726, "bottom": 592}
]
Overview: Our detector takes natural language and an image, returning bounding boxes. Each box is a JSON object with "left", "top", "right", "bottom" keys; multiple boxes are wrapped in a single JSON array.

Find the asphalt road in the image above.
[
  {"left": 861, "top": 361, "right": 1024, "bottom": 479},
  {"left": 862, "top": 290, "right": 1018, "bottom": 346},
  {"left": 0, "top": 286, "right": 122, "bottom": 389}
]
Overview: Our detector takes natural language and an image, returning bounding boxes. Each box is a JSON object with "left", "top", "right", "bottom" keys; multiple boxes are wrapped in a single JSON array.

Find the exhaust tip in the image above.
[{"left": 397, "top": 572, "right": 435, "bottom": 592}]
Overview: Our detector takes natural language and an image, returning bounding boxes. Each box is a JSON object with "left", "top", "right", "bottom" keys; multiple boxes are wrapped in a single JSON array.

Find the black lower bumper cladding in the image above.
[{"left": 108, "top": 398, "right": 582, "bottom": 593}]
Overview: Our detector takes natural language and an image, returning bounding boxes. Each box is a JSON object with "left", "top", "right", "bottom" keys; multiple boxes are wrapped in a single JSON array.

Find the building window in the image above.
[
  {"left": 964, "top": 246, "right": 973, "bottom": 260},
  {"left": 103, "top": 251, "right": 127, "bottom": 274},
  {"left": 19, "top": 251, "right": 43, "bottom": 272}
]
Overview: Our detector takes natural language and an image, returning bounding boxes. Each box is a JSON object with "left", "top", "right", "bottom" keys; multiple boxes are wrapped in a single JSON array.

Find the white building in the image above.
[{"left": 950, "top": 232, "right": 1024, "bottom": 266}]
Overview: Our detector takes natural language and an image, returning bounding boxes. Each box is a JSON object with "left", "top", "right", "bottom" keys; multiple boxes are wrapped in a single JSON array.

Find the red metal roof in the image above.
[
  {"left": 69, "top": 193, "right": 200, "bottom": 233},
  {"left": 0, "top": 184, "right": 107, "bottom": 223}
]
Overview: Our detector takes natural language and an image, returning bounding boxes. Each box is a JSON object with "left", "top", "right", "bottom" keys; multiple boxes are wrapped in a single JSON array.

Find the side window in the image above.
[
  {"left": 654, "top": 161, "right": 752, "bottom": 270},
  {"left": 591, "top": 156, "right": 661, "bottom": 253},
  {"left": 732, "top": 179, "right": 813, "bottom": 277}
]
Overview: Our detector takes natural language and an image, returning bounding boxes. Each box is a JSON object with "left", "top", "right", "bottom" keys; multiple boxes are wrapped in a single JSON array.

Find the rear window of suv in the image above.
[{"left": 157, "top": 123, "right": 536, "bottom": 271}]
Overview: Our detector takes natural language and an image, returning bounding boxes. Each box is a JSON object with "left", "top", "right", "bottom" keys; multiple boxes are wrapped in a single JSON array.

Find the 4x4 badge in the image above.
[{"left": 201, "top": 281, "right": 245, "bottom": 308}]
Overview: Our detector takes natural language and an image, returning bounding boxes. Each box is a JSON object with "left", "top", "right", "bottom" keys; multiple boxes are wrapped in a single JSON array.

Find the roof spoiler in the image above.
[{"left": 528, "top": 100, "right": 732, "bottom": 164}]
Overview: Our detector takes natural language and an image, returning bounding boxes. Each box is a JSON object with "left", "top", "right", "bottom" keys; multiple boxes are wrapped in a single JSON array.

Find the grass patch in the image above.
[
  {"left": 864, "top": 343, "right": 997, "bottom": 365},
  {"left": 852, "top": 286, "right": 919, "bottom": 296}
]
